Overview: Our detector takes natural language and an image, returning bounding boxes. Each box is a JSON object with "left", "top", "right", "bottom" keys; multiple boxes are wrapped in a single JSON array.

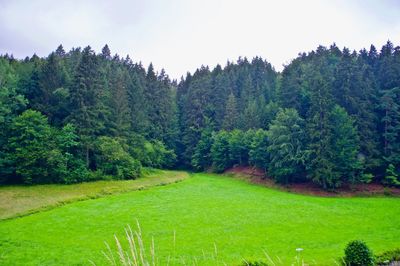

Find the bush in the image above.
[
  {"left": 96, "top": 136, "right": 141, "bottom": 179},
  {"left": 383, "top": 164, "right": 400, "bottom": 187},
  {"left": 249, "top": 129, "right": 269, "bottom": 172},
  {"left": 343, "top": 240, "right": 374, "bottom": 266},
  {"left": 142, "top": 140, "right": 177, "bottom": 169},
  {"left": 211, "top": 131, "right": 232, "bottom": 172},
  {"left": 360, "top": 173, "right": 374, "bottom": 184},
  {"left": 376, "top": 248, "right": 400, "bottom": 265}
]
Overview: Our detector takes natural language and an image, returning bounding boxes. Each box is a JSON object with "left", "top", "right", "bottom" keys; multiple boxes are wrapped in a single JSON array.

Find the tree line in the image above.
[{"left": 0, "top": 41, "right": 399, "bottom": 189}]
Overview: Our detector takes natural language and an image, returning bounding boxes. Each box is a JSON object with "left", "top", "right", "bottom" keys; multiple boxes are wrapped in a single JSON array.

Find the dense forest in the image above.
[{"left": 1, "top": 41, "right": 399, "bottom": 189}]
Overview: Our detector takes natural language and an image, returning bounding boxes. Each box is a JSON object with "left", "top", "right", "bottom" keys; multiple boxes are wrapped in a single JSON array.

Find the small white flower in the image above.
[{"left": 296, "top": 248, "right": 303, "bottom": 252}]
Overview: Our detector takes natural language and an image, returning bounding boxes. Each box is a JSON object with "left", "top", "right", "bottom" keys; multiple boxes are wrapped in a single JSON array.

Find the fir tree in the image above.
[{"left": 222, "top": 92, "right": 238, "bottom": 130}]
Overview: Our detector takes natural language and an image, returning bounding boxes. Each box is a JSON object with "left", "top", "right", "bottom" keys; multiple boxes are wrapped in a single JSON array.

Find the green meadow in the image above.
[{"left": 0, "top": 172, "right": 399, "bottom": 265}]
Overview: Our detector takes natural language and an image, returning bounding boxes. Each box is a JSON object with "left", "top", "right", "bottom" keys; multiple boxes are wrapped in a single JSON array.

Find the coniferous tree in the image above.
[
  {"left": 108, "top": 66, "right": 131, "bottom": 137},
  {"left": 222, "top": 92, "right": 238, "bottom": 130},
  {"left": 191, "top": 121, "right": 214, "bottom": 171},
  {"left": 211, "top": 131, "right": 232, "bottom": 172},
  {"left": 249, "top": 129, "right": 269, "bottom": 172},
  {"left": 267, "top": 108, "right": 306, "bottom": 184},
  {"left": 0, "top": 58, "right": 27, "bottom": 180},
  {"left": 306, "top": 56, "right": 338, "bottom": 189},
  {"left": 67, "top": 46, "right": 104, "bottom": 168},
  {"left": 229, "top": 129, "right": 248, "bottom": 165},
  {"left": 379, "top": 87, "right": 400, "bottom": 166},
  {"left": 330, "top": 105, "right": 361, "bottom": 184}
]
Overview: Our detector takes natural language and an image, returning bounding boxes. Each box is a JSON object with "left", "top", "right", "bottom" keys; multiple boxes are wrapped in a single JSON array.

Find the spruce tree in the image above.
[
  {"left": 68, "top": 46, "right": 104, "bottom": 168},
  {"left": 222, "top": 92, "right": 238, "bottom": 130},
  {"left": 379, "top": 87, "right": 400, "bottom": 166},
  {"left": 267, "top": 108, "right": 306, "bottom": 184}
]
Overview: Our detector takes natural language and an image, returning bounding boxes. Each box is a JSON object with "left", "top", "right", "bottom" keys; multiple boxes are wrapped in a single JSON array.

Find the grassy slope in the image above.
[
  {"left": 0, "top": 170, "right": 189, "bottom": 220},
  {"left": 0, "top": 173, "right": 399, "bottom": 265}
]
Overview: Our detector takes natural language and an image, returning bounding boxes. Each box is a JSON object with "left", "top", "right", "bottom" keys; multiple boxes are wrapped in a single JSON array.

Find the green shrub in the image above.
[
  {"left": 376, "top": 248, "right": 400, "bottom": 265},
  {"left": 360, "top": 173, "right": 374, "bottom": 184},
  {"left": 211, "top": 130, "right": 232, "bottom": 172},
  {"left": 343, "top": 240, "right": 374, "bottom": 266},
  {"left": 96, "top": 136, "right": 141, "bottom": 179},
  {"left": 142, "top": 140, "right": 177, "bottom": 169},
  {"left": 383, "top": 164, "right": 400, "bottom": 187}
]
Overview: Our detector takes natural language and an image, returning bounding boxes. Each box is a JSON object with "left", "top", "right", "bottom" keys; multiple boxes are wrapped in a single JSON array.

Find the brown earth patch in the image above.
[{"left": 224, "top": 166, "right": 400, "bottom": 197}]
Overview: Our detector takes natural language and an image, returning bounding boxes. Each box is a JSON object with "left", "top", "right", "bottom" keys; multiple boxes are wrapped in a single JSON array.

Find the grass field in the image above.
[
  {"left": 0, "top": 169, "right": 189, "bottom": 220},
  {"left": 0, "top": 172, "right": 399, "bottom": 265}
]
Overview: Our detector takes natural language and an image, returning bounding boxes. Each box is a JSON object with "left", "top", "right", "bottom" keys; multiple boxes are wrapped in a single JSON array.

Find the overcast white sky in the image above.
[{"left": 1, "top": 0, "right": 400, "bottom": 78}]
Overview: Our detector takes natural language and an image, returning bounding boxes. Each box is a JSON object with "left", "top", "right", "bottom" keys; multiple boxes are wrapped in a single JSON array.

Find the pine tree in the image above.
[
  {"left": 241, "top": 99, "right": 261, "bottom": 130},
  {"left": 249, "top": 129, "right": 269, "bottom": 172},
  {"left": 330, "top": 105, "right": 361, "bottom": 184},
  {"left": 55, "top": 44, "right": 66, "bottom": 58},
  {"left": 191, "top": 120, "right": 214, "bottom": 171},
  {"left": 210, "top": 130, "right": 232, "bottom": 172},
  {"left": 229, "top": 129, "right": 248, "bottom": 165},
  {"left": 333, "top": 49, "right": 380, "bottom": 170},
  {"left": 267, "top": 108, "right": 306, "bottom": 184},
  {"left": 67, "top": 46, "right": 104, "bottom": 168},
  {"left": 379, "top": 87, "right": 400, "bottom": 166},
  {"left": 101, "top": 44, "right": 111, "bottom": 60},
  {"left": 222, "top": 92, "right": 238, "bottom": 130},
  {"left": 0, "top": 58, "right": 27, "bottom": 180},
  {"left": 306, "top": 57, "right": 338, "bottom": 189},
  {"left": 383, "top": 164, "right": 400, "bottom": 187},
  {"left": 108, "top": 66, "right": 131, "bottom": 137},
  {"left": 36, "top": 52, "right": 69, "bottom": 125}
]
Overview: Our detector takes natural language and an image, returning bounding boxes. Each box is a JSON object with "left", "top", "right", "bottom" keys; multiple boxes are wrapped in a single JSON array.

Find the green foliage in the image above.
[
  {"left": 0, "top": 58, "right": 28, "bottom": 179},
  {"left": 142, "top": 140, "right": 177, "bottom": 169},
  {"left": 211, "top": 131, "right": 232, "bottom": 172},
  {"left": 360, "top": 173, "right": 374, "bottom": 184},
  {"left": 2, "top": 41, "right": 400, "bottom": 187},
  {"left": 249, "top": 129, "right": 269, "bottom": 171},
  {"left": 192, "top": 128, "right": 213, "bottom": 171},
  {"left": 343, "top": 240, "right": 374, "bottom": 266},
  {"left": 222, "top": 93, "right": 239, "bottom": 130},
  {"left": 330, "top": 105, "right": 362, "bottom": 184},
  {"left": 96, "top": 136, "right": 141, "bottom": 179},
  {"left": 379, "top": 87, "right": 400, "bottom": 166},
  {"left": 229, "top": 129, "right": 249, "bottom": 166},
  {"left": 8, "top": 111, "right": 88, "bottom": 184},
  {"left": 9, "top": 110, "right": 53, "bottom": 183},
  {"left": 267, "top": 108, "right": 306, "bottom": 183},
  {"left": 375, "top": 248, "right": 400, "bottom": 265},
  {"left": 307, "top": 104, "right": 361, "bottom": 189},
  {"left": 383, "top": 164, "right": 400, "bottom": 187},
  {"left": 8, "top": 110, "right": 78, "bottom": 183}
]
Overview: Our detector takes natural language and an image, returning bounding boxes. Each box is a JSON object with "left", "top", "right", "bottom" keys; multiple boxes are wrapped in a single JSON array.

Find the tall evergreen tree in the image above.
[
  {"left": 267, "top": 108, "right": 306, "bottom": 184},
  {"left": 379, "top": 87, "right": 400, "bottom": 166},
  {"left": 67, "top": 46, "right": 104, "bottom": 168},
  {"left": 222, "top": 92, "right": 238, "bottom": 130}
]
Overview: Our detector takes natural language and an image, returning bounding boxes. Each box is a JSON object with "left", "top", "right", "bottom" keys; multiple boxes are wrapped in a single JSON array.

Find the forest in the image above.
[{"left": 1, "top": 41, "right": 399, "bottom": 190}]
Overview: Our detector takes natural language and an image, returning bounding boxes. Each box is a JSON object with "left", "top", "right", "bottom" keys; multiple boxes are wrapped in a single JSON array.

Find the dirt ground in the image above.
[{"left": 225, "top": 166, "right": 400, "bottom": 197}]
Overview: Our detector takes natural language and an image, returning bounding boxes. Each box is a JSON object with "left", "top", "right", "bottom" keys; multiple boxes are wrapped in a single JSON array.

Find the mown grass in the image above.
[
  {"left": 0, "top": 173, "right": 399, "bottom": 265},
  {"left": 0, "top": 169, "right": 189, "bottom": 220}
]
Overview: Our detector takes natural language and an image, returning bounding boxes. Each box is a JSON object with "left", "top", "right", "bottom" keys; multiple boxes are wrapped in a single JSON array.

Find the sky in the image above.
[{"left": 1, "top": 0, "right": 400, "bottom": 79}]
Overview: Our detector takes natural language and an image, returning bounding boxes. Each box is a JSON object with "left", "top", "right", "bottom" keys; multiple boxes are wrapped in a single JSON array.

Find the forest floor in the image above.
[
  {"left": 0, "top": 169, "right": 189, "bottom": 220},
  {"left": 225, "top": 166, "right": 400, "bottom": 197},
  {"left": 0, "top": 172, "right": 399, "bottom": 265}
]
